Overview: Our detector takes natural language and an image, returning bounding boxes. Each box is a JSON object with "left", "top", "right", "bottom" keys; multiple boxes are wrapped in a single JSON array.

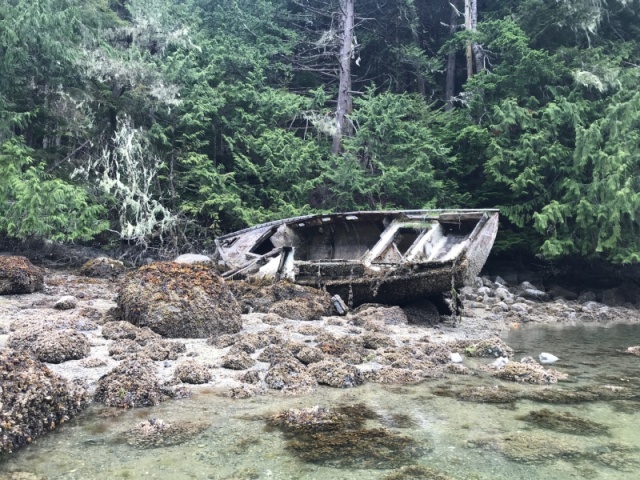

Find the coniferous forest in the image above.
[{"left": 1, "top": 0, "right": 639, "bottom": 263}]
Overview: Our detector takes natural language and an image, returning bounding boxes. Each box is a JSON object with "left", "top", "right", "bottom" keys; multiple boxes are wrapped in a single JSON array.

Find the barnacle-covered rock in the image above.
[
  {"left": 265, "top": 359, "right": 317, "bottom": 394},
  {"left": 491, "top": 361, "right": 568, "bottom": 385},
  {"left": 459, "top": 337, "right": 514, "bottom": 358},
  {"left": 142, "top": 339, "right": 186, "bottom": 361},
  {"left": 117, "top": 262, "right": 241, "bottom": 338},
  {"left": 362, "top": 332, "right": 396, "bottom": 350},
  {"left": 94, "top": 357, "right": 164, "bottom": 408},
  {"left": 257, "top": 345, "right": 297, "bottom": 364},
  {"left": 227, "top": 383, "right": 267, "bottom": 399},
  {"left": 230, "top": 280, "right": 332, "bottom": 317},
  {"left": 0, "top": 349, "right": 88, "bottom": 455},
  {"left": 221, "top": 352, "right": 255, "bottom": 370},
  {"left": 469, "top": 431, "right": 582, "bottom": 464},
  {"left": 78, "top": 256, "right": 125, "bottom": 278},
  {"left": 126, "top": 418, "right": 210, "bottom": 449},
  {"left": 101, "top": 321, "right": 160, "bottom": 345},
  {"left": 173, "top": 360, "right": 211, "bottom": 384},
  {"left": 0, "top": 256, "right": 44, "bottom": 294},
  {"left": 295, "top": 346, "right": 324, "bottom": 365},
  {"left": 79, "top": 357, "right": 108, "bottom": 368},
  {"left": 8, "top": 328, "right": 90, "bottom": 363},
  {"left": 108, "top": 338, "right": 141, "bottom": 360},
  {"left": 268, "top": 298, "right": 328, "bottom": 321},
  {"left": 308, "top": 359, "right": 364, "bottom": 388},
  {"left": 31, "top": 329, "right": 90, "bottom": 363},
  {"left": 365, "top": 367, "right": 423, "bottom": 385}
]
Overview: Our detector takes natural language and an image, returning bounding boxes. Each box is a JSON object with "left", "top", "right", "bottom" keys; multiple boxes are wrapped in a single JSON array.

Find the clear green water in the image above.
[{"left": 1, "top": 323, "right": 639, "bottom": 480}]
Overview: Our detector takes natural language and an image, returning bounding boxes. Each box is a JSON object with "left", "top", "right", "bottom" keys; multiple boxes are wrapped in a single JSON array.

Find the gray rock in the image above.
[
  {"left": 481, "top": 277, "right": 496, "bottom": 289},
  {"left": 547, "top": 285, "right": 578, "bottom": 301},
  {"left": 54, "top": 295, "right": 77, "bottom": 310},
  {"left": 521, "top": 288, "right": 549, "bottom": 301},
  {"left": 472, "top": 277, "right": 484, "bottom": 289},
  {"left": 494, "top": 276, "right": 508, "bottom": 286},
  {"left": 477, "top": 286, "right": 493, "bottom": 297},
  {"left": 511, "top": 303, "right": 529, "bottom": 314},
  {"left": 495, "top": 287, "right": 512, "bottom": 301},
  {"left": 173, "top": 254, "right": 212, "bottom": 264},
  {"left": 601, "top": 287, "right": 626, "bottom": 307},
  {"left": 578, "top": 290, "right": 597, "bottom": 304},
  {"left": 496, "top": 302, "right": 509, "bottom": 312}
]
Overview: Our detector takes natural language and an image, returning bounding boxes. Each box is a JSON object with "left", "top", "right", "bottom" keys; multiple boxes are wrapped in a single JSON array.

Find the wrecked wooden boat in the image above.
[{"left": 214, "top": 209, "right": 499, "bottom": 308}]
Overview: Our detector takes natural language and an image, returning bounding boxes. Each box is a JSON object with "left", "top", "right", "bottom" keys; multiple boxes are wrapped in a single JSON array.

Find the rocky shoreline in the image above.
[{"left": 2, "top": 255, "right": 640, "bottom": 458}]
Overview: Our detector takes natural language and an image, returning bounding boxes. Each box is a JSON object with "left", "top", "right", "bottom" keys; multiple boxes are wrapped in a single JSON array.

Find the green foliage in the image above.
[
  {"left": 534, "top": 69, "right": 640, "bottom": 262},
  {"left": 336, "top": 90, "right": 449, "bottom": 210},
  {"left": 0, "top": 138, "right": 107, "bottom": 241}
]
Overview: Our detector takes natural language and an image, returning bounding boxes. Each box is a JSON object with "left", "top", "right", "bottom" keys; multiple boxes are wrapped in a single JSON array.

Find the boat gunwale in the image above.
[{"left": 215, "top": 208, "right": 499, "bottom": 242}]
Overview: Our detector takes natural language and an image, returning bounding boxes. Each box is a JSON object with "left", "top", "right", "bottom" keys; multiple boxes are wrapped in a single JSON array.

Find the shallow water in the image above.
[{"left": 1, "top": 323, "right": 639, "bottom": 480}]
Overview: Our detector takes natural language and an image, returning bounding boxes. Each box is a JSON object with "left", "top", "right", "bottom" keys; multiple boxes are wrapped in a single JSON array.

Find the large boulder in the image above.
[
  {"left": 117, "top": 262, "right": 241, "bottom": 338},
  {"left": 0, "top": 256, "right": 44, "bottom": 294},
  {"left": 0, "top": 349, "right": 88, "bottom": 455}
]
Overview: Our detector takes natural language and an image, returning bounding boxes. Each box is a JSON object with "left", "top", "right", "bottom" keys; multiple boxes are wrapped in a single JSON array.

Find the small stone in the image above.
[
  {"left": 539, "top": 352, "right": 559, "bottom": 364},
  {"left": 54, "top": 295, "right": 77, "bottom": 310},
  {"left": 450, "top": 352, "right": 463, "bottom": 363}
]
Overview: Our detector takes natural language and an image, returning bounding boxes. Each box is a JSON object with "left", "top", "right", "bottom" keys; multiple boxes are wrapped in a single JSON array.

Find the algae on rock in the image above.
[{"left": 117, "top": 262, "right": 241, "bottom": 338}]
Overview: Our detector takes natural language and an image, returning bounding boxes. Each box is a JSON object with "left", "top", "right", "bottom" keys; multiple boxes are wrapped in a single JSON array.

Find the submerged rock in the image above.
[
  {"left": 0, "top": 349, "right": 88, "bottom": 455},
  {"left": 269, "top": 403, "right": 426, "bottom": 469},
  {"left": 117, "top": 262, "right": 241, "bottom": 338},
  {"left": 0, "top": 256, "right": 44, "bottom": 294},
  {"left": 126, "top": 418, "right": 210, "bottom": 449},
  {"left": 382, "top": 466, "right": 452, "bottom": 480},
  {"left": 517, "top": 409, "right": 610, "bottom": 436},
  {"left": 286, "top": 428, "right": 428, "bottom": 469},
  {"left": 78, "top": 256, "right": 125, "bottom": 278}
]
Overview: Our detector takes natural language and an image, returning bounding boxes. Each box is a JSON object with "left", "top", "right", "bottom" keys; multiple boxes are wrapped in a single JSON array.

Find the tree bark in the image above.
[
  {"left": 464, "top": 0, "right": 473, "bottom": 79},
  {"left": 332, "top": 0, "right": 355, "bottom": 155},
  {"left": 470, "top": 0, "right": 484, "bottom": 72},
  {"left": 445, "top": 1, "right": 459, "bottom": 111}
]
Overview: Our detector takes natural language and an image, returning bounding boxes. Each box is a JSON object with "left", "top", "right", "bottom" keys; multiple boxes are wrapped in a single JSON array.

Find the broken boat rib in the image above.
[{"left": 214, "top": 209, "right": 499, "bottom": 307}]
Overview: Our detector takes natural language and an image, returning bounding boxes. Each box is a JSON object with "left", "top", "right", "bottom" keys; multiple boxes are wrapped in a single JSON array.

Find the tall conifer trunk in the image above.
[
  {"left": 445, "top": 1, "right": 459, "bottom": 111},
  {"left": 332, "top": 0, "right": 355, "bottom": 154}
]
